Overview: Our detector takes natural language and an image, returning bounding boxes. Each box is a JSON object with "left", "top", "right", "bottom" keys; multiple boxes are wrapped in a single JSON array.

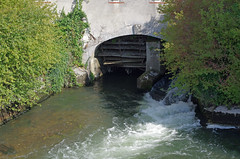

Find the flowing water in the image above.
[{"left": 0, "top": 72, "right": 240, "bottom": 159}]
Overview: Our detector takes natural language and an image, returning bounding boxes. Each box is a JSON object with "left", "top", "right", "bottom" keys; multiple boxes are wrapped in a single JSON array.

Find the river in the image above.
[{"left": 0, "top": 72, "right": 240, "bottom": 159}]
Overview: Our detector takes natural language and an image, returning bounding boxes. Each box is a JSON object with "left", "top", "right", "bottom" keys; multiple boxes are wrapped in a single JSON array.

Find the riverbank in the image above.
[
  {"left": 0, "top": 93, "right": 52, "bottom": 126},
  {"left": 0, "top": 67, "right": 90, "bottom": 126},
  {"left": 0, "top": 0, "right": 89, "bottom": 126},
  {"left": 193, "top": 97, "right": 240, "bottom": 128}
]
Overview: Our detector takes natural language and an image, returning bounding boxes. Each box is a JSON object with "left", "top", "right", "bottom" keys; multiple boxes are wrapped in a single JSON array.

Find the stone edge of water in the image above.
[
  {"left": 0, "top": 93, "right": 53, "bottom": 126},
  {"left": 193, "top": 96, "right": 240, "bottom": 128}
]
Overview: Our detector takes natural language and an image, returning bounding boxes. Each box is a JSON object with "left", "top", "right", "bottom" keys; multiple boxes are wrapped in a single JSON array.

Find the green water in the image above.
[{"left": 0, "top": 72, "right": 240, "bottom": 159}]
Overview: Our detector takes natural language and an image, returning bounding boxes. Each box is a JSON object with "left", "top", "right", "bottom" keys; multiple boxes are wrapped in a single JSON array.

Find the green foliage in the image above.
[
  {"left": 56, "top": 0, "right": 88, "bottom": 66},
  {"left": 46, "top": 1, "right": 88, "bottom": 93},
  {"left": 89, "top": 72, "right": 95, "bottom": 82},
  {"left": 46, "top": 50, "right": 69, "bottom": 93},
  {"left": 159, "top": 0, "right": 240, "bottom": 106},
  {"left": 0, "top": 0, "right": 61, "bottom": 111},
  {"left": 0, "top": 0, "right": 88, "bottom": 120}
]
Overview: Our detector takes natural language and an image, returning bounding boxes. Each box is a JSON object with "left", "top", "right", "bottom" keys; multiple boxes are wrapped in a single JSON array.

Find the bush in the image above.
[
  {"left": 0, "top": 0, "right": 88, "bottom": 122},
  {"left": 159, "top": 0, "right": 240, "bottom": 106},
  {"left": 47, "top": 0, "right": 88, "bottom": 93},
  {"left": 57, "top": 1, "right": 88, "bottom": 66},
  {"left": 0, "top": 0, "right": 63, "bottom": 111}
]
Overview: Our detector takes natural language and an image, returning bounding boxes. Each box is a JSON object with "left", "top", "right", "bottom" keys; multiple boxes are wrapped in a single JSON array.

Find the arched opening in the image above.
[{"left": 95, "top": 35, "right": 161, "bottom": 75}]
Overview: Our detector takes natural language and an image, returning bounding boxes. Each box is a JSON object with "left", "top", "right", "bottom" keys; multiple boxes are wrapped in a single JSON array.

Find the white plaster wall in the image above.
[
  {"left": 48, "top": 0, "right": 75, "bottom": 14},
  {"left": 54, "top": 0, "right": 165, "bottom": 64},
  {"left": 82, "top": 0, "right": 165, "bottom": 64}
]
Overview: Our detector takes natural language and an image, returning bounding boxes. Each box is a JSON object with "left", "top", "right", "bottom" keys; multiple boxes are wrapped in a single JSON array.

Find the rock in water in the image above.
[
  {"left": 73, "top": 67, "right": 90, "bottom": 86},
  {"left": 162, "top": 87, "right": 189, "bottom": 105},
  {"left": 149, "top": 75, "right": 172, "bottom": 101},
  {"left": 90, "top": 58, "right": 103, "bottom": 79},
  {"left": 137, "top": 70, "right": 161, "bottom": 91},
  {"left": 0, "top": 144, "right": 15, "bottom": 155}
]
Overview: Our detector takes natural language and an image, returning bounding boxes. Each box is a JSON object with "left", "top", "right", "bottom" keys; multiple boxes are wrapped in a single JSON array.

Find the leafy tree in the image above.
[
  {"left": 0, "top": 0, "right": 62, "bottom": 113},
  {"left": 159, "top": 0, "right": 240, "bottom": 106},
  {"left": 0, "top": 0, "right": 88, "bottom": 121}
]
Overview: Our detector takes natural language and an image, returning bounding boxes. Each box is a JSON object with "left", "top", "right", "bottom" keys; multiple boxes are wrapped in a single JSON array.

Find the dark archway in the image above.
[{"left": 95, "top": 35, "right": 161, "bottom": 74}]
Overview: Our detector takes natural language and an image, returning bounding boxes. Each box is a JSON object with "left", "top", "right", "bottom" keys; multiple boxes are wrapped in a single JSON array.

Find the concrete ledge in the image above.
[{"left": 193, "top": 97, "right": 240, "bottom": 127}]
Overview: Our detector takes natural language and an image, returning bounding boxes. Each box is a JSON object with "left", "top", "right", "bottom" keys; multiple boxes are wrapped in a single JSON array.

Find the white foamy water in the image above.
[
  {"left": 139, "top": 94, "right": 199, "bottom": 129},
  {"left": 206, "top": 124, "right": 238, "bottom": 129},
  {"left": 47, "top": 93, "right": 203, "bottom": 159}
]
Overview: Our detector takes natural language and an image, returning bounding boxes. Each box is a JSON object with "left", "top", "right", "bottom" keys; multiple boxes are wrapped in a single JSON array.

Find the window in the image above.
[
  {"left": 108, "top": 0, "right": 124, "bottom": 4},
  {"left": 35, "top": 0, "right": 52, "bottom": 3},
  {"left": 149, "top": 0, "right": 164, "bottom": 4}
]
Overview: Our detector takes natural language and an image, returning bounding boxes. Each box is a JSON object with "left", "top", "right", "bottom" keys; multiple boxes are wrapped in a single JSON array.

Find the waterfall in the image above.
[
  {"left": 162, "top": 87, "right": 189, "bottom": 105},
  {"left": 150, "top": 75, "right": 189, "bottom": 105}
]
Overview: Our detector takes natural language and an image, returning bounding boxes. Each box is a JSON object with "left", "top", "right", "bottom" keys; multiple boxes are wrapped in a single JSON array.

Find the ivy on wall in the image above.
[
  {"left": 57, "top": 0, "right": 89, "bottom": 67},
  {"left": 47, "top": 0, "right": 88, "bottom": 93}
]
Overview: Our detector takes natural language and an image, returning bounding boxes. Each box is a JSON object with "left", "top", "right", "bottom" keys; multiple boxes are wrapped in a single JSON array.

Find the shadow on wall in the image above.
[
  {"left": 140, "top": 15, "right": 166, "bottom": 38},
  {"left": 90, "top": 15, "right": 165, "bottom": 51},
  {"left": 101, "top": 15, "right": 165, "bottom": 43},
  {"left": 71, "top": 0, "right": 82, "bottom": 11},
  {"left": 83, "top": 0, "right": 90, "bottom": 4}
]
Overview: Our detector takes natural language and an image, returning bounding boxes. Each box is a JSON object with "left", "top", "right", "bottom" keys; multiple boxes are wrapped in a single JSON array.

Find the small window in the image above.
[
  {"left": 108, "top": 0, "right": 124, "bottom": 4},
  {"left": 149, "top": 0, "right": 164, "bottom": 4},
  {"left": 35, "top": 0, "right": 51, "bottom": 3}
]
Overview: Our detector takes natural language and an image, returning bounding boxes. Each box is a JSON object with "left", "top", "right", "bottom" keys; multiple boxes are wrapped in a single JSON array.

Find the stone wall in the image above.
[{"left": 193, "top": 97, "right": 240, "bottom": 127}]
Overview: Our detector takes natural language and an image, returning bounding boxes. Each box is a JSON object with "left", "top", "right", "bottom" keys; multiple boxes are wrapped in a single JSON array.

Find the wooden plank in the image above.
[
  {"left": 104, "top": 57, "right": 145, "bottom": 60},
  {"left": 97, "top": 51, "right": 146, "bottom": 56},
  {"left": 118, "top": 65, "right": 146, "bottom": 68},
  {"left": 100, "top": 46, "right": 146, "bottom": 51},
  {"left": 103, "top": 57, "right": 145, "bottom": 61},
  {"left": 98, "top": 54, "right": 146, "bottom": 58},
  {"left": 103, "top": 62, "right": 146, "bottom": 68},
  {"left": 103, "top": 59, "right": 144, "bottom": 65},
  {"left": 103, "top": 42, "right": 145, "bottom": 45}
]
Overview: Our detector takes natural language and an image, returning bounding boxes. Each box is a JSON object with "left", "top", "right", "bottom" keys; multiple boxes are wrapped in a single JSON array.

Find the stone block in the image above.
[
  {"left": 73, "top": 67, "right": 89, "bottom": 86},
  {"left": 137, "top": 70, "right": 161, "bottom": 91},
  {"left": 90, "top": 57, "right": 103, "bottom": 78}
]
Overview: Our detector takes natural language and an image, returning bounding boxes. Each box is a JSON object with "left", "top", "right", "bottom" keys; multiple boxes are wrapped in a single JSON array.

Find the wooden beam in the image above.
[
  {"left": 103, "top": 59, "right": 144, "bottom": 65},
  {"left": 103, "top": 42, "right": 145, "bottom": 45}
]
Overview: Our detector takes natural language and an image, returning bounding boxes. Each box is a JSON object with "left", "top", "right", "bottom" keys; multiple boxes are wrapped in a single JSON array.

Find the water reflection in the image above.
[
  {"left": 94, "top": 71, "right": 144, "bottom": 118},
  {"left": 0, "top": 87, "right": 110, "bottom": 158}
]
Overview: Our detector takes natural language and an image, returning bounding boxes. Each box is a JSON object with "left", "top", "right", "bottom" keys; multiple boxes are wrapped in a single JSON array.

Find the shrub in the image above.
[
  {"left": 159, "top": 0, "right": 240, "bottom": 106},
  {"left": 0, "top": 0, "right": 62, "bottom": 111}
]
